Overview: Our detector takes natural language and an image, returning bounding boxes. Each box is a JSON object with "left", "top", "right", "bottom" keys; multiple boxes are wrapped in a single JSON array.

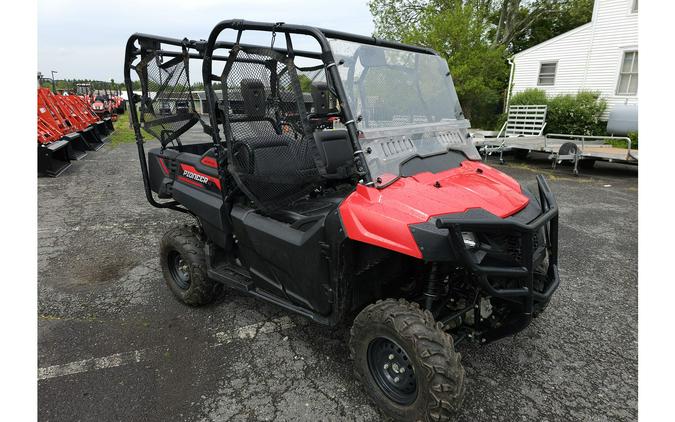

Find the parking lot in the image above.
[{"left": 38, "top": 139, "right": 638, "bottom": 421}]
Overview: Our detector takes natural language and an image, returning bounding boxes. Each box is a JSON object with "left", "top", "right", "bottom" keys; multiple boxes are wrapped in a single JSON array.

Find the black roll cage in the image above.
[{"left": 124, "top": 19, "right": 441, "bottom": 212}]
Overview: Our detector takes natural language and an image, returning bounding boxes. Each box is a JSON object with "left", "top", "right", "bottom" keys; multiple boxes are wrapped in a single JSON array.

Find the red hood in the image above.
[{"left": 339, "top": 160, "right": 529, "bottom": 258}]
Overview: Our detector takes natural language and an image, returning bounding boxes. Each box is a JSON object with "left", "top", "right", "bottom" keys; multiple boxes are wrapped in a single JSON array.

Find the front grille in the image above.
[
  {"left": 482, "top": 232, "right": 540, "bottom": 266},
  {"left": 505, "top": 235, "right": 523, "bottom": 263}
]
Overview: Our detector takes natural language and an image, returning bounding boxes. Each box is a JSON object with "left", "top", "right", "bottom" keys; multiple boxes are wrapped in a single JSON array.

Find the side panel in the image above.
[
  {"left": 230, "top": 206, "right": 333, "bottom": 315},
  {"left": 148, "top": 147, "right": 226, "bottom": 233}
]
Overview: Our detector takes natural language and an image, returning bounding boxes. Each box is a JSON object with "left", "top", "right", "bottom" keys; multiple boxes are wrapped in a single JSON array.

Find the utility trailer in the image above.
[
  {"left": 481, "top": 132, "right": 637, "bottom": 175},
  {"left": 476, "top": 104, "right": 637, "bottom": 175}
]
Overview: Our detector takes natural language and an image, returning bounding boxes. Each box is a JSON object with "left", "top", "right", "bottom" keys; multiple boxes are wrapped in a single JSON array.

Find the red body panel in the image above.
[{"left": 339, "top": 160, "right": 529, "bottom": 258}]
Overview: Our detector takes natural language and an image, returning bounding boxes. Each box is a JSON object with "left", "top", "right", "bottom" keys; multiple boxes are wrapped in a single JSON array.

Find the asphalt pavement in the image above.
[{"left": 38, "top": 136, "right": 638, "bottom": 421}]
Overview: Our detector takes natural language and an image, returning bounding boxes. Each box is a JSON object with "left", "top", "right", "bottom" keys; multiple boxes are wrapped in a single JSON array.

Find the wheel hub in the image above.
[
  {"left": 367, "top": 337, "right": 417, "bottom": 405},
  {"left": 168, "top": 251, "right": 191, "bottom": 290}
]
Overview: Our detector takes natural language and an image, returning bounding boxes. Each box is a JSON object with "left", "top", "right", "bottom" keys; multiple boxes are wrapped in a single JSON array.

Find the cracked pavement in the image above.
[{"left": 38, "top": 134, "right": 637, "bottom": 421}]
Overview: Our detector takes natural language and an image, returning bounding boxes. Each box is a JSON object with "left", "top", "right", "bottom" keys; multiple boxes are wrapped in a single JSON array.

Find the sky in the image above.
[{"left": 38, "top": 0, "right": 376, "bottom": 82}]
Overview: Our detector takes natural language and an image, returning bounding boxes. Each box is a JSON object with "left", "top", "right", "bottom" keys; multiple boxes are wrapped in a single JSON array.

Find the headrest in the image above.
[
  {"left": 240, "top": 79, "right": 266, "bottom": 118},
  {"left": 311, "top": 82, "right": 330, "bottom": 114}
]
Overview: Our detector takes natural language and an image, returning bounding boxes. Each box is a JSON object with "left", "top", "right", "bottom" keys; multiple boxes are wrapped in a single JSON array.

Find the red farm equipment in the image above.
[
  {"left": 37, "top": 87, "right": 115, "bottom": 177},
  {"left": 49, "top": 90, "right": 107, "bottom": 151},
  {"left": 112, "top": 93, "right": 127, "bottom": 114},
  {"left": 91, "top": 92, "right": 118, "bottom": 123},
  {"left": 37, "top": 89, "right": 89, "bottom": 176},
  {"left": 37, "top": 114, "right": 76, "bottom": 177},
  {"left": 64, "top": 94, "right": 114, "bottom": 138}
]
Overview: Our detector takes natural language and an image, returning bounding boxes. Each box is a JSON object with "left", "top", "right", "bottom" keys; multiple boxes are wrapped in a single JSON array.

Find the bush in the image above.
[
  {"left": 627, "top": 131, "right": 638, "bottom": 150},
  {"left": 498, "top": 89, "right": 607, "bottom": 136},
  {"left": 607, "top": 131, "right": 638, "bottom": 150},
  {"left": 509, "top": 88, "right": 548, "bottom": 106},
  {"left": 546, "top": 91, "right": 607, "bottom": 135}
]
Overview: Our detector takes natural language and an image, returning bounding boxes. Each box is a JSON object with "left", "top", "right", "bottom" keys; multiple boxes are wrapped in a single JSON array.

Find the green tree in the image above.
[
  {"left": 509, "top": 0, "right": 593, "bottom": 53},
  {"left": 370, "top": 0, "right": 513, "bottom": 126},
  {"left": 298, "top": 74, "right": 313, "bottom": 92},
  {"left": 368, "top": 0, "right": 593, "bottom": 128}
]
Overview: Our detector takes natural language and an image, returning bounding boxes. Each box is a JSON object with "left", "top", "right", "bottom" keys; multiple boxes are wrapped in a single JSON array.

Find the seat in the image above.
[
  {"left": 313, "top": 129, "right": 354, "bottom": 179},
  {"left": 229, "top": 77, "right": 321, "bottom": 209},
  {"left": 230, "top": 79, "right": 280, "bottom": 136}
]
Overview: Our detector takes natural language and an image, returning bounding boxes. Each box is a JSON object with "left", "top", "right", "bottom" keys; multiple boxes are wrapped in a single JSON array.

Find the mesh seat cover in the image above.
[{"left": 220, "top": 47, "right": 322, "bottom": 211}]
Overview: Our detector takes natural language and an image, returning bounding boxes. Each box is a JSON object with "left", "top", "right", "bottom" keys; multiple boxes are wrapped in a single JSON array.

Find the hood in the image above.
[
  {"left": 399, "top": 160, "right": 528, "bottom": 219},
  {"left": 339, "top": 160, "right": 529, "bottom": 258}
]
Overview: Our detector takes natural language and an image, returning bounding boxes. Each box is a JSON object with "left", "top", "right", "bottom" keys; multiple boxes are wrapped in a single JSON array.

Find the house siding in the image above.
[{"left": 511, "top": 0, "right": 638, "bottom": 120}]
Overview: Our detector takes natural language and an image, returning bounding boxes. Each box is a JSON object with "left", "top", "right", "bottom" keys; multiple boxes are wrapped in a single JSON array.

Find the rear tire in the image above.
[
  {"left": 350, "top": 299, "right": 465, "bottom": 421},
  {"left": 159, "top": 226, "right": 221, "bottom": 306}
]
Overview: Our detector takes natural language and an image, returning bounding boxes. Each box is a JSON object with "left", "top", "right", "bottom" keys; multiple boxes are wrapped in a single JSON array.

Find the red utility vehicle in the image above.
[{"left": 125, "top": 21, "right": 560, "bottom": 421}]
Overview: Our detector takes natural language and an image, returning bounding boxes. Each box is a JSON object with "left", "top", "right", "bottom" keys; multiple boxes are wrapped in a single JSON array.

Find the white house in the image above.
[{"left": 508, "top": 0, "right": 638, "bottom": 125}]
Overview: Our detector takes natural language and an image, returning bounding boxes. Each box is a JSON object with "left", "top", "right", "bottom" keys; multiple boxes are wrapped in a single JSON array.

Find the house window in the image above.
[
  {"left": 632, "top": 0, "right": 638, "bottom": 13},
  {"left": 537, "top": 62, "right": 557, "bottom": 86},
  {"left": 617, "top": 51, "right": 638, "bottom": 95}
]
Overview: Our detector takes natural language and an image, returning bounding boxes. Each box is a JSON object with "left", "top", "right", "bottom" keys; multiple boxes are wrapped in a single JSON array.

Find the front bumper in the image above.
[{"left": 434, "top": 175, "right": 560, "bottom": 341}]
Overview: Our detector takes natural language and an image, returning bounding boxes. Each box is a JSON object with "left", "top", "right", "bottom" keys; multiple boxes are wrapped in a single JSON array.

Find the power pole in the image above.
[{"left": 51, "top": 70, "right": 58, "bottom": 93}]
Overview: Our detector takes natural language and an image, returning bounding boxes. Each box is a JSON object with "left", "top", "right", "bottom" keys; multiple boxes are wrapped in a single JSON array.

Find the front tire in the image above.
[
  {"left": 350, "top": 299, "right": 465, "bottom": 421},
  {"left": 159, "top": 226, "right": 221, "bottom": 306}
]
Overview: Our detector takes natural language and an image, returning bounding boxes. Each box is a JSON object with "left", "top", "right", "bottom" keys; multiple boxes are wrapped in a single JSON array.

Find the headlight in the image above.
[{"left": 461, "top": 232, "right": 478, "bottom": 249}]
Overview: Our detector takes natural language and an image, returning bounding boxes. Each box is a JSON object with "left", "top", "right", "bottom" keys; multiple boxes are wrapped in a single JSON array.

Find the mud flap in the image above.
[
  {"left": 38, "top": 140, "right": 72, "bottom": 177},
  {"left": 62, "top": 132, "right": 88, "bottom": 160},
  {"left": 80, "top": 126, "right": 105, "bottom": 151}
]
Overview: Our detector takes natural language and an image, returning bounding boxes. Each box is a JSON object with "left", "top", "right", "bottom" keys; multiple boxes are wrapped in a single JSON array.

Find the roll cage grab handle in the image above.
[
  {"left": 124, "top": 33, "right": 189, "bottom": 213},
  {"left": 124, "top": 20, "right": 443, "bottom": 208}
]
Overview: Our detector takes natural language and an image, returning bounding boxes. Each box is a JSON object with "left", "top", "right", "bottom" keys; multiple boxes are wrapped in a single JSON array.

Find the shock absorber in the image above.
[{"left": 423, "top": 263, "right": 447, "bottom": 310}]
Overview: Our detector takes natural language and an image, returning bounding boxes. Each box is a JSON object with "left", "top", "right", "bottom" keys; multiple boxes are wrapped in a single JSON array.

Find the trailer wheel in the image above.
[
  {"left": 159, "top": 226, "right": 221, "bottom": 306},
  {"left": 350, "top": 299, "right": 465, "bottom": 421},
  {"left": 558, "top": 141, "right": 578, "bottom": 158}
]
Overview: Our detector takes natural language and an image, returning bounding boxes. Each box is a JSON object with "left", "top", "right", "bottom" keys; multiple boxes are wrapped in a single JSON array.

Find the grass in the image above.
[
  {"left": 605, "top": 137, "right": 638, "bottom": 150},
  {"left": 109, "top": 112, "right": 137, "bottom": 147}
]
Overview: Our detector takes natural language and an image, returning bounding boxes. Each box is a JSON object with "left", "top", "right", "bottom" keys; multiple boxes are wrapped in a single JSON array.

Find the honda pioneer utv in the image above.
[{"left": 124, "top": 20, "right": 560, "bottom": 421}]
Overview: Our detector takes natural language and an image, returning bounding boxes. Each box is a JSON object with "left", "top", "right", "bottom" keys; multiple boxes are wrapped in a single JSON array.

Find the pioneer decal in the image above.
[
  {"left": 177, "top": 164, "right": 221, "bottom": 190},
  {"left": 182, "top": 169, "right": 209, "bottom": 184}
]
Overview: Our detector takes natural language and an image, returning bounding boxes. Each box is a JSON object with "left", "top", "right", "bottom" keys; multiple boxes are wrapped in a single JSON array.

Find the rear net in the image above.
[
  {"left": 134, "top": 52, "right": 200, "bottom": 146},
  {"left": 218, "top": 47, "right": 321, "bottom": 211}
]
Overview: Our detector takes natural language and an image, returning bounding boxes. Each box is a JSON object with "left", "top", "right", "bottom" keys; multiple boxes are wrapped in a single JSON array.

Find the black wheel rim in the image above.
[
  {"left": 168, "top": 250, "right": 190, "bottom": 290},
  {"left": 367, "top": 336, "right": 417, "bottom": 405}
]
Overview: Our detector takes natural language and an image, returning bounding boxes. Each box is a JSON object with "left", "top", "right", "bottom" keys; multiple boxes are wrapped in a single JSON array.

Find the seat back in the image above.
[
  {"left": 218, "top": 47, "right": 323, "bottom": 211},
  {"left": 313, "top": 129, "right": 354, "bottom": 179},
  {"left": 229, "top": 79, "right": 280, "bottom": 137},
  {"left": 310, "top": 82, "right": 332, "bottom": 115},
  {"left": 240, "top": 79, "right": 266, "bottom": 118}
]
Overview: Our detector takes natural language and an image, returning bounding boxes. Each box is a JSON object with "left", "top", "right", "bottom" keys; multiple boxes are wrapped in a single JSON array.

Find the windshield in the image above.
[
  {"left": 328, "top": 39, "right": 480, "bottom": 186},
  {"left": 329, "top": 39, "right": 463, "bottom": 127}
]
